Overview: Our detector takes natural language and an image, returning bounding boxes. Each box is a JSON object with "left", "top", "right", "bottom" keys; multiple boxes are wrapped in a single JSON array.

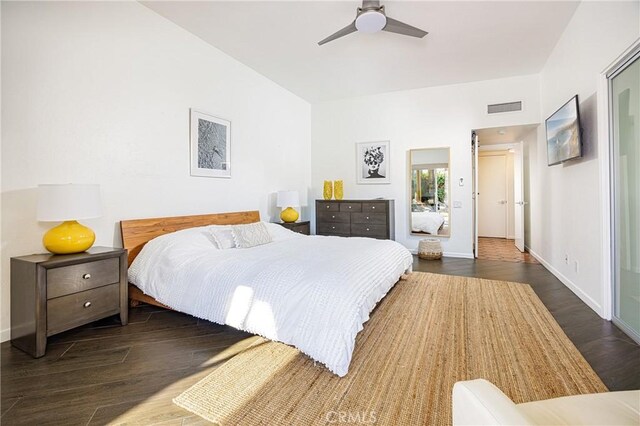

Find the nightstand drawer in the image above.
[
  {"left": 317, "top": 202, "right": 340, "bottom": 212},
  {"left": 47, "top": 283, "right": 120, "bottom": 336},
  {"left": 362, "top": 202, "right": 387, "bottom": 213},
  {"left": 351, "top": 212, "right": 387, "bottom": 225},
  {"left": 317, "top": 212, "right": 351, "bottom": 223},
  {"left": 318, "top": 223, "right": 351, "bottom": 235},
  {"left": 47, "top": 258, "right": 120, "bottom": 299},
  {"left": 351, "top": 223, "right": 387, "bottom": 239},
  {"left": 339, "top": 202, "right": 362, "bottom": 212}
]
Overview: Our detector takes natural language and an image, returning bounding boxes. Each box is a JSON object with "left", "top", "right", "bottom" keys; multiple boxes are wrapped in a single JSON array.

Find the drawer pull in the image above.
[
  {"left": 366, "top": 228, "right": 370, "bottom": 231},
  {"left": 372, "top": 206, "right": 376, "bottom": 209},
  {"left": 366, "top": 216, "right": 370, "bottom": 220},
  {"left": 326, "top": 205, "right": 330, "bottom": 209},
  {"left": 348, "top": 206, "right": 352, "bottom": 209},
  {"left": 332, "top": 226, "right": 336, "bottom": 229},
  {"left": 332, "top": 215, "right": 335, "bottom": 219},
  {"left": 82, "top": 273, "right": 91, "bottom": 280},
  {"left": 83, "top": 301, "right": 92, "bottom": 308}
]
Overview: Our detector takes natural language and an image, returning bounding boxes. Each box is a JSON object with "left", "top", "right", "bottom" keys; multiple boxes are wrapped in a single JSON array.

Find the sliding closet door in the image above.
[{"left": 611, "top": 50, "right": 640, "bottom": 343}]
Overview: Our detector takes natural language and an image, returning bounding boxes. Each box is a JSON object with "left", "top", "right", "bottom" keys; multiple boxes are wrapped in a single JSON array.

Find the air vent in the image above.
[{"left": 487, "top": 101, "right": 522, "bottom": 114}]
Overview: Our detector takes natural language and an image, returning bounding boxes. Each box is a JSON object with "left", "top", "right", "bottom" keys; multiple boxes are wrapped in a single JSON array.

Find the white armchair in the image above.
[{"left": 452, "top": 379, "right": 640, "bottom": 425}]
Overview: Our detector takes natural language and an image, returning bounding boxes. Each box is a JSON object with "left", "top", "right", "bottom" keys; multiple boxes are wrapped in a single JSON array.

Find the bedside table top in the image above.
[
  {"left": 12, "top": 247, "right": 126, "bottom": 266},
  {"left": 275, "top": 221, "right": 310, "bottom": 225}
]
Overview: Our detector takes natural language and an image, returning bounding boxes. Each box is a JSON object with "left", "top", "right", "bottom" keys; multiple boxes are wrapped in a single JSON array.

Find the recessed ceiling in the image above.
[{"left": 142, "top": 1, "right": 579, "bottom": 103}]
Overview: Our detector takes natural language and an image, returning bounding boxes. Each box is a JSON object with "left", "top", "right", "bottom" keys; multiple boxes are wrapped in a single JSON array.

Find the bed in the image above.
[
  {"left": 120, "top": 211, "right": 413, "bottom": 377},
  {"left": 411, "top": 211, "right": 445, "bottom": 234}
]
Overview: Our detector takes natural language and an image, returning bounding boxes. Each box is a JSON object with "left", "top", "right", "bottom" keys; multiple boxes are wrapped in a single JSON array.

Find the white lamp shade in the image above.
[
  {"left": 276, "top": 190, "right": 300, "bottom": 208},
  {"left": 37, "top": 184, "right": 102, "bottom": 221}
]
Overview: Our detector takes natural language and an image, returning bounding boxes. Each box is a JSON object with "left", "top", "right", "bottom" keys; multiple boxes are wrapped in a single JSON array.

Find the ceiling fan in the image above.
[{"left": 318, "top": 0, "right": 428, "bottom": 46}]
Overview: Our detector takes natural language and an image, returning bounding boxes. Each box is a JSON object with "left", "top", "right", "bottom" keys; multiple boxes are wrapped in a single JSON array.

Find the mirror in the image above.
[{"left": 409, "top": 148, "right": 450, "bottom": 237}]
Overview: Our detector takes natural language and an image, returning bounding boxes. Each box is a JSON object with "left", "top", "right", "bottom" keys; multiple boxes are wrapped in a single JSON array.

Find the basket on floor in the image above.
[{"left": 418, "top": 238, "right": 442, "bottom": 260}]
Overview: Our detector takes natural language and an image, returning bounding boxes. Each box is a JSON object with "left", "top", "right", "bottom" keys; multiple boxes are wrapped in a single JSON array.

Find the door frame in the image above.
[{"left": 598, "top": 39, "right": 640, "bottom": 337}]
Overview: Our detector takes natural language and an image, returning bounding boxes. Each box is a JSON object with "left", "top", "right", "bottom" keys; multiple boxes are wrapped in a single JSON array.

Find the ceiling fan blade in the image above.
[
  {"left": 382, "top": 17, "right": 428, "bottom": 38},
  {"left": 318, "top": 21, "right": 357, "bottom": 45}
]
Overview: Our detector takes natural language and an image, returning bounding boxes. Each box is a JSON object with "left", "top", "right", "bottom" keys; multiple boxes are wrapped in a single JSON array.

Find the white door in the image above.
[
  {"left": 513, "top": 141, "right": 525, "bottom": 251},
  {"left": 478, "top": 154, "right": 507, "bottom": 238}
]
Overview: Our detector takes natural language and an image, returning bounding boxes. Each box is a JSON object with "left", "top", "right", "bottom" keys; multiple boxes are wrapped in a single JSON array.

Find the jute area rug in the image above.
[{"left": 174, "top": 272, "right": 607, "bottom": 425}]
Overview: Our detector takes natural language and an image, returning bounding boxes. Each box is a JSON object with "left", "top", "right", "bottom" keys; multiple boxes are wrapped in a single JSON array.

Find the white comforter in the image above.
[
  {"left": 128, "top": 223, "right": 413, "bottom": 377},
  {"left": 411, "top": 211, "right": 445, "bottom": 234}
]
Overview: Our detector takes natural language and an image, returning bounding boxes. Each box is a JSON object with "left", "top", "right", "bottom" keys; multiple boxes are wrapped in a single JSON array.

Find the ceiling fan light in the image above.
[{"left": 355, "top": 11, "right": 387, "bottom": 33}]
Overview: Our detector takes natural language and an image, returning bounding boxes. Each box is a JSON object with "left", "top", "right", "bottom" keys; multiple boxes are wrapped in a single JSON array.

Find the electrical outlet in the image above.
[
  {"left": 453, "top": 200, "right": 462, "bottom": 208},
  {"left": 564, "top": 254, "right": 569, "bottom": 265},
  {"left": 574, "top": 260, "right": 579, "bottom": 273}
]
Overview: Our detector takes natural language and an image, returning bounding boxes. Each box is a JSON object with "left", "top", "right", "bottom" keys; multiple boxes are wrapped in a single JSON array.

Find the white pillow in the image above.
[
  {"left": 209, "top": 225, "right": 236, "bottom": 249},
  {"left": 232, "top": 222, "right": 273, "bottom": 248}
]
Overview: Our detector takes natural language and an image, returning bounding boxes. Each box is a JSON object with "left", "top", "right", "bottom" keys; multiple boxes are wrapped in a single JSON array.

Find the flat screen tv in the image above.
[{"left": 545, "top": 95, "right": 582, "bottom": 166}]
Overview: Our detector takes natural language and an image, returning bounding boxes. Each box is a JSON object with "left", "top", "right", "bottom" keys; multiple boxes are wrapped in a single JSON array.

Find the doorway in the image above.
[{"left": 472, "top": 125, "right": 538, "bottom": 262}]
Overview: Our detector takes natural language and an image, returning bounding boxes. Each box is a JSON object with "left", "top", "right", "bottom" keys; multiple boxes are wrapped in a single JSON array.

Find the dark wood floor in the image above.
[{"left": 2, "top": 257, "right": 638, "bottom": 425}]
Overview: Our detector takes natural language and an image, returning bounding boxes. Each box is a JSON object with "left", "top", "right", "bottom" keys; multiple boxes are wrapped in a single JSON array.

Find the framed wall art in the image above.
[
  {"left": 190, "top": 109, "right": 231, "bottom": 178},
  {"left": 356, "top": 141, "right": 390, "bottom": 184}
]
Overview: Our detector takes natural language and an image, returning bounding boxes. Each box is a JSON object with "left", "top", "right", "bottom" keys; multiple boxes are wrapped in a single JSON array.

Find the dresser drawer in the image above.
[
  {"left": 317, "top": 212, "right": 350, "bottom": 223},
  {"left": 339, "top": 202, "right": 362, "bottom": 212},
  {"left": 47, "top": 258, "right": 120, "bottom": 299},
  {"left": 351, "top": 212, "right": 387, "bottom": 225},
  {"left": 317, "top": 223, "right": 351, "bottom": 235},
  {"left": 47, "top": 283, "right": 120, "bottom": 336},
  {"left": 317, "top": 202, "right": 340, "bottom": 212},
  {"left": 362, "top": 202, "right": 387, "bottom": 213},
  {"left": 351, "top": 224, "right": 387, "bottom": 239}
]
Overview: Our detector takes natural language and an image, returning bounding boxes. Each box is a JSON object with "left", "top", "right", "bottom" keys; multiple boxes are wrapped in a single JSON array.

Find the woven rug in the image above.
[{"left": 174, "top": 272, "right": 607, "bottom": 425}]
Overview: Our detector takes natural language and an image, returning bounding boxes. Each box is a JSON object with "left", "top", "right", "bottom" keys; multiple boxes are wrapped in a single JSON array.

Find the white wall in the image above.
[
  {"left": 522, "top": 127, "right": 539, "bottom": 249},
  {"left": 311, "top": 75, "right": 541, "bottom": 256},
  {"left": 0, "top": 2, "right": 311, "bottom": 340},
  {"left": 529, "top": 1, "right": 639, "bottom": 317}
]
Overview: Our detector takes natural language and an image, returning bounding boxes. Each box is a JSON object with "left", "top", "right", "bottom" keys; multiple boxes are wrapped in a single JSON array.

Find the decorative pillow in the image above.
[
  {"left": 209, "top": 225, "right": 236, "bottom": 250},
  {"left": 232, "top": 222, "right": 273, "bottom": 248}
]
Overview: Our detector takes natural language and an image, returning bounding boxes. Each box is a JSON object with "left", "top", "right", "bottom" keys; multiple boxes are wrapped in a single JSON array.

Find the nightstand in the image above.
[
  {"left": 10, "top": 247, "right": 128, "bottom": 358},
  {"left": 275, "top": 221, "right": 311, "bottom": 235}
]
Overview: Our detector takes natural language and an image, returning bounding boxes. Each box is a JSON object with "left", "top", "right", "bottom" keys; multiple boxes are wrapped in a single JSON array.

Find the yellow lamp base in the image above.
[
  {"left": 43, "top": 220, "right": 95, "bottom": 254},
  {"left": 280, "top": 207, "right": 299, "bottom": 223}
]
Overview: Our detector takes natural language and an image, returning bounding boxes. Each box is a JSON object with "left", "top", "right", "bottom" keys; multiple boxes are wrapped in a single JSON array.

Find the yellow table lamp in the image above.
[
  {"left": 276, "top": 190, "right": 300, "bottom": 223},
  {"left": 37, "top": 184, "right": 102, "bottom": 254}
]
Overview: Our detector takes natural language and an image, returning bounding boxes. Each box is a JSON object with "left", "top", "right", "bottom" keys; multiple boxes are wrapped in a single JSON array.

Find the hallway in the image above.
[{"left": 477, "top": 237, "right": 539, "bottom": 264}]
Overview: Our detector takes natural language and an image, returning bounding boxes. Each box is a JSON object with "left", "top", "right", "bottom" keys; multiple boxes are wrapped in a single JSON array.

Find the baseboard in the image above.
[
  {"left": 1, "top": 328, "right": 10, "bottom": 343},
  {"left": 527, "top": 248, "right": 605, "bottom": 318},
  {"left": 443, "top": 252, "right": 475, "bottom": 259},
  {"left": 410, "top": 249, "right": 475, "bottom": 259}
]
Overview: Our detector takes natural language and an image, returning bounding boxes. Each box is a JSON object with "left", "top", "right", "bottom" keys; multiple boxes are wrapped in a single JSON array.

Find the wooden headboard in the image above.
[{"left": 120, "top": 210, "right": 261, "bottom": 266}]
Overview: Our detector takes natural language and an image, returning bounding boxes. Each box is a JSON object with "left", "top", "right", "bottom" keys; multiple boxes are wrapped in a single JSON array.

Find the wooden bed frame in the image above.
[{"left": 120, "top": 210, "right": 261, "bottom": 308}]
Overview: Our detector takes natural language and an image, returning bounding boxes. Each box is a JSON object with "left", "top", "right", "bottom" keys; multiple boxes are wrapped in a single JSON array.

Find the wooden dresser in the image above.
[{"left": 315, "top": 199, "right": 395, "bottom": 240}]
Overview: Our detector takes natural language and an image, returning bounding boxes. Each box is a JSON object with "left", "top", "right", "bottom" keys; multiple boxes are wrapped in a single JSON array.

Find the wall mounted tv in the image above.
[{"left": 545, "top": 95, "right": 582, "bottom": 166}]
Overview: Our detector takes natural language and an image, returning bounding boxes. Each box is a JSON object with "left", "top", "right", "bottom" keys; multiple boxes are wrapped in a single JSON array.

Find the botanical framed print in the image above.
[
  {"left": 190, "top": 109, "right": 231, "bottom": 178},
  {"left": 356, "top": 141, "right": 390, "bottom": 184}
]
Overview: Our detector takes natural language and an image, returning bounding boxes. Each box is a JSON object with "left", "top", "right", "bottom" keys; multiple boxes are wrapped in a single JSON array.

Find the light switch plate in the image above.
[{"left": 453, "top": 201, "right": 462, "bottom": 208}]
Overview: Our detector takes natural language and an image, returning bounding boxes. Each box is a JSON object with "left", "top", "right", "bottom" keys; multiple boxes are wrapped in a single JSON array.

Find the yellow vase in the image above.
[
  {"left": 334, "top": 180, "right": 344, "bottom": 200},
  {"left": 323, "top": 181, "right": 333, "bottom": 200}
]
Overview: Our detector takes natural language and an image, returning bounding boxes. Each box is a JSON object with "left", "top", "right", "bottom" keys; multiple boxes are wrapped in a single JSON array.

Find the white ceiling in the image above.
[{"left": 142, "top": 1, "right": 579, "bottom": 103}]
